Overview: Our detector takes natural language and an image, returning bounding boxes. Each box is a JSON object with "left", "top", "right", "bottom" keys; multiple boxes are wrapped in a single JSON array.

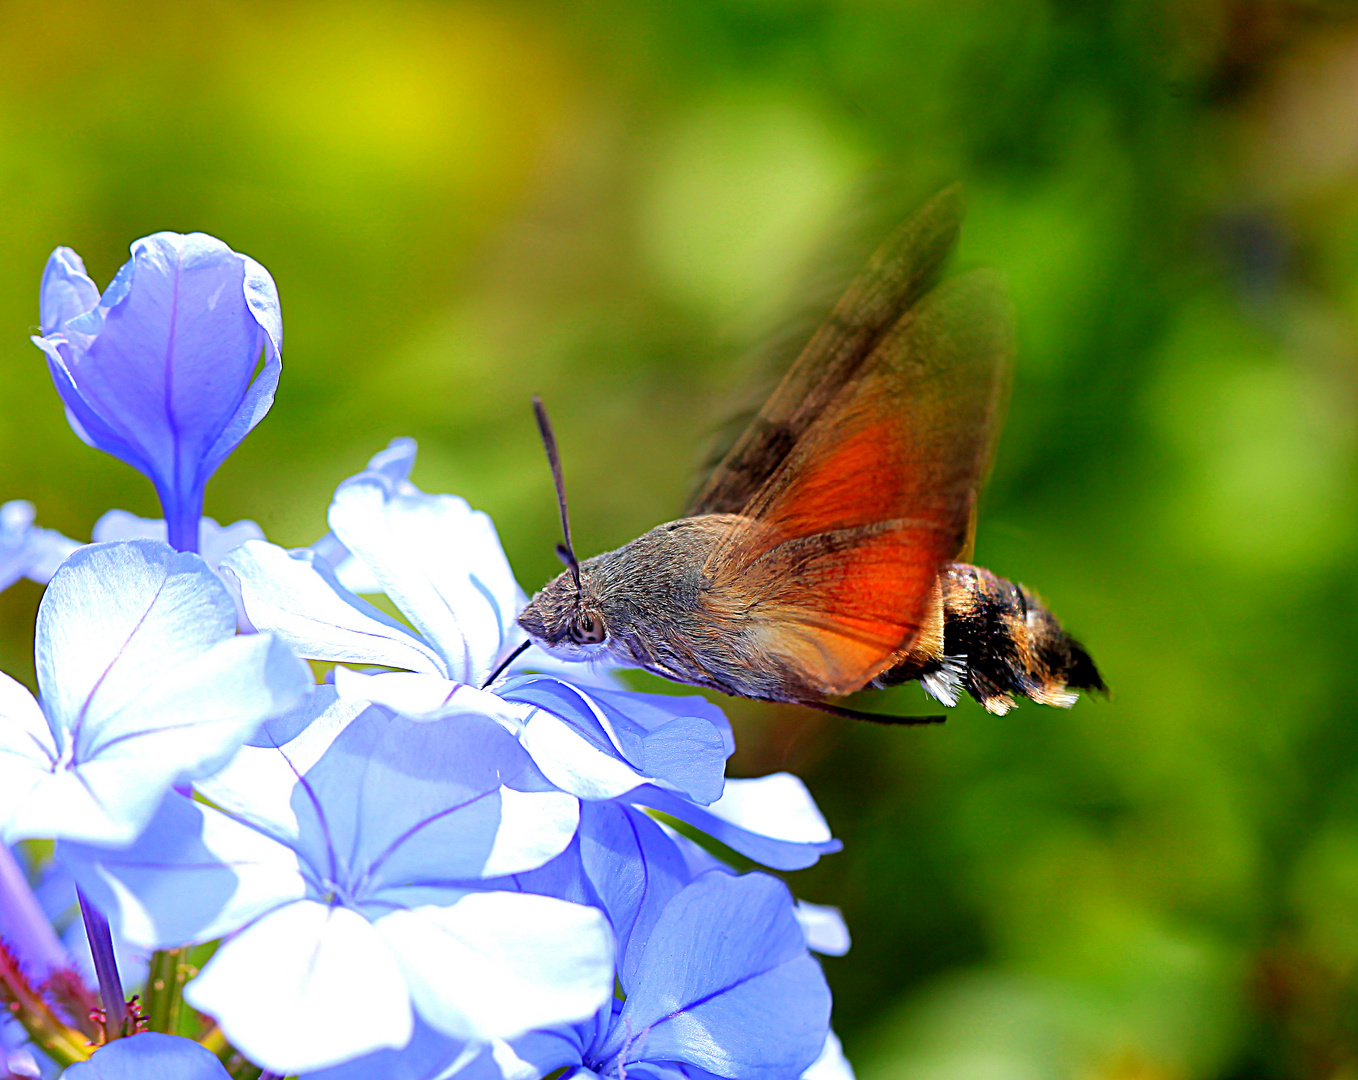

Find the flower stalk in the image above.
[{"left": 143, "top": 947, "right": 186, "bottom": 1034}]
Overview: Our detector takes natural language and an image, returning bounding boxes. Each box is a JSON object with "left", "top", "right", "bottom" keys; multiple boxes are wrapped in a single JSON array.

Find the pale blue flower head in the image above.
[
  {"left": 31, "top": 235, "right": 283, "bottom": 552},
  {"left": 62, "top": 693, "right": 611, "bottom": 1074},
  {"left": 0, "top": 540, "right": 309, "bottom": 846},
  {"left": 302, "top": 800, "right": 848, "bottom": 1080}
]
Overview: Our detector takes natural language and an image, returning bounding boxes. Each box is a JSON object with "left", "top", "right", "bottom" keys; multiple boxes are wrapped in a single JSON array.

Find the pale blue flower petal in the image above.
[
  {"left": 18, "top": 541, "right": 310, "bottom": 845},
  {"left": 36, "top": 541, "right": 236, "bottom": 744},
  {"left": 183, "top": 899, "right": 414, "bottom": 1075},
  {"left": 802, "top": 1032, "right": 854, "bottom": 1080},
  {"left": 1, "top": 1016, "right": 43, "bottom": 1080},
  {"left": 607, "top": 872, "right": 830, "bottom": 1080},
  {"left": 92, "top": 511, "right": 264, "bottom": 570},
  {"left": 38, "top": 247, "right": 99, "bottom": 338},
  {"left": 375, "top": 892, "right": 613, "bottom": 1041},
  {"left": 62, "top": 1032, "right": 231, "bottom": 1079},
  {"left": 297, "top": 1018, "right": 482, "bottom": 1080},
  {"left": 327, "top": 441, "right": 524, "bottom": 684},
  {"left": 308, "top": 531, "right": 383, "bottom": 594},
  {"left": 222, "top": 540, "right": 446, "bottom": 675},
  {"left": 296, "top": 707, "right": 578, "bottom": 888},
  {"left": 501, "top": 644, "right": 627, "bottom": 692},
  {"left": 505, "top": 678, "right": 730, "bottom": 805},
  {"left": 795, "top": 902, "right": 851, "bottom": 957},
  {"left": 330, "top": 667, "right": 527, "bottom": 730},
  {"left": 627, "top": 775, "right": 840, "bottom": 871},
  {"left": 60, "top": 794, "right": 305, "bottom": 950},
  {"left": 196, "top": 691, "right": 370, "bottom": 846},
  {"left": 0, "top": 501, "right": 79, "bottom": 591},
  {"left": 575, "top": 802, "right": 690, "bottom": 990},
  {"left": 0, "top": 673, "right": 58, "bottom": 840},
  {"left": 201, "top": 698, "right": 578, "bottom": 885}
]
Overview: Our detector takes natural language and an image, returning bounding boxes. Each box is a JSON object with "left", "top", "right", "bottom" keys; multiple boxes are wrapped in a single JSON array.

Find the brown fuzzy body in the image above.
[
  {"left": 879, "top": 563, "right": 1105, "bottom": 714},
  {"left": 518, "top": 519, "right": 1104, "bottom": 714}
]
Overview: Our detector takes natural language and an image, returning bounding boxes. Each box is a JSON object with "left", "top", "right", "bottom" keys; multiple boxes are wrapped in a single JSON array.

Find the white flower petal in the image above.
[
  {"left": 803, "top": 1031, "right": 855, "bottom": 1080},
  {"left": 481, "top": 787, "right": 580, "bottom": 879},
  {"left": 518, "top": 710, "right": 648, "bottom": 801},
  {"left": 61, "top": 795, "right": 306, "bottom": 949},
  {"left": 185, "top": 901, "right": 413, "bottom": 1074},
  {"left": 196, "top": 690, "right": 369, "bottom": 847},
  {"left": 328, "top": 470, "right": 524, "bottom": 685},
  {"left": 4, "top": 769, "right": 112, "bottom": 845},
  {"left": 330, "top": 667, "right": 529, "bottom": 730},
  {"left": 37, "top": 542, "right": 236, "bottom": 746},
  {"left": 376, "top": 892, "right": 612, "bottom": 1041},
  {"left": 91, "top": 511, "right": 264, "bottom": 570},
  {"left": 704, "top": 774, "right": 833, "bottom": 844},
  {"left": 84, "top": 632, "right": 311, "bottom": 781},
  {"left": 0, "top": 669, "right": 55, "bottom": 772},
  {"left": 795, "top": 901, "right": 851, "bottom": 957},
  {"left": 222, "top": 540, "right": 445, "bottom": 675}
]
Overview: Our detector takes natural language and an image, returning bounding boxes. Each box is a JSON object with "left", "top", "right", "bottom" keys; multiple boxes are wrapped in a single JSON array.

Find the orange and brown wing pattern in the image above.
[
  {"left": 704, "top": 269, "right": 1013, "bottom": 698},
  {"left": 689, "top": 185, "right": 964, "bottom": 518}
]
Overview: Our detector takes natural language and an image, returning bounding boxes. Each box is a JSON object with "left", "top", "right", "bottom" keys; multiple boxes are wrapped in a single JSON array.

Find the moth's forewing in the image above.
[
  {"left": 702, "top": 269, "right": 1013, "bottom": 698},
  {"left": 689, "top": 185, "right": 964, "bottom": 517}
]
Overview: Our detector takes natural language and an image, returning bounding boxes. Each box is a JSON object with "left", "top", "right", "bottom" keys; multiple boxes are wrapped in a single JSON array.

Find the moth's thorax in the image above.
[{"left": 518, "top": 513, "right": 774, "bottom": 691}]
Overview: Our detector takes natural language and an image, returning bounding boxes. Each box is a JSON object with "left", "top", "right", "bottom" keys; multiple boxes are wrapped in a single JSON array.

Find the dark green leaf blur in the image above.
[{"left": 2, "top": 2, "right": 1355, "bottom": 1077}]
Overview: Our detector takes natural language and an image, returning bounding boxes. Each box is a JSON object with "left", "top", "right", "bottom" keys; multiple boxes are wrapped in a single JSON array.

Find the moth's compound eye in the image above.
[{"left": 569, "top": 612, "right": 607, "bottom": 645}]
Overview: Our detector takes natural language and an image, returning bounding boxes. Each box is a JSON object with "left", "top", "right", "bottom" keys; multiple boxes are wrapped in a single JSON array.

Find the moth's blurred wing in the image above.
[
  {"left": 704, "top": 270, "right": 1012, "bottom": 698},
  {"left": 689, "top": 185, "right": 963, "bottom": 517}
]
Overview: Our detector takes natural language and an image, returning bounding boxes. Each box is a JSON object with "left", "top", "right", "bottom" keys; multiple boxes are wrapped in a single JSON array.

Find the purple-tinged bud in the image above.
[{"left": 31, "top": 234, "right": 283, "bottom": 554}]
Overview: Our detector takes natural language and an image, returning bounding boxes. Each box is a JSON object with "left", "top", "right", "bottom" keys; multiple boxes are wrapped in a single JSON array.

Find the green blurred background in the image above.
[{"left": 2, "top": 0, "right": 1357, "bottom": 1077}]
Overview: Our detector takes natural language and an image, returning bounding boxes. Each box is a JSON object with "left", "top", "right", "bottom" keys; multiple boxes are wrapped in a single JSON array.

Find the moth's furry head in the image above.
[{"left": 517, "top": 565, "right": 609, "bottom": 661}]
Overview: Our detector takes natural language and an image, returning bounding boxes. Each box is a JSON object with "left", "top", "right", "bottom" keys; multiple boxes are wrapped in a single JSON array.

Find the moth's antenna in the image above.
[{"left": 532, "top": 396, "right": 582, "bottom": 590}]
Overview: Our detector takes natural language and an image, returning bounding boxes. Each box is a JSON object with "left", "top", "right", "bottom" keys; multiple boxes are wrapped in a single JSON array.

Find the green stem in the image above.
[{"left": 143, "top": 948, "right": 185, "bottom": 1033}]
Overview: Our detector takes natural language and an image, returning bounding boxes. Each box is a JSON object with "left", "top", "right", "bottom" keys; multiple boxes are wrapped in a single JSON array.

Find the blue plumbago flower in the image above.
[
  {"left": 220, "top": 439, "right": 841, "bottom": 870},
  {"left": 0, "top": 540, "right": 309, "bottom": 846},
  {"left": 31, "top": 235, "right": 283, "bottom": 552},
  {"left": 300, "top": 800, "right": 847, "bottom": 1080},
  {"left": 60, "top": 691, "right": 612, "bottom": 1075},
  {"left": 63, "top": 1033, "right": 231, "bottom": 1080},
  {"left": 516, "top": 871, "right": 832, "bottom": 1080},
  {"left": 313, "top": 870, "right": 836, "bottom": 1080},
  {"left": 0, "top": 501, "right": 78, "bottom": 593}
]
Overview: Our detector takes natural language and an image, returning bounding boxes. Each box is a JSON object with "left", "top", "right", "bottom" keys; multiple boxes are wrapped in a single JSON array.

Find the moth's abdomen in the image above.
[{"left": 880, "top": 563, "right": 1104, "bottom": 714}]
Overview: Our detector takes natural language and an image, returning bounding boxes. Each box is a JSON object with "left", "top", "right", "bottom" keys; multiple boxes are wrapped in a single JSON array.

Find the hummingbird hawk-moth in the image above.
[{"left": 515, "top": 187, "right": 1104, "bottom": 722}]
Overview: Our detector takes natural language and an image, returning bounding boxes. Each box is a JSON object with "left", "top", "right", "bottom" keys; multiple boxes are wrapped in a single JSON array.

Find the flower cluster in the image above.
[{"left": 0, "top": 233, "right": 853, "bottom": 1079}]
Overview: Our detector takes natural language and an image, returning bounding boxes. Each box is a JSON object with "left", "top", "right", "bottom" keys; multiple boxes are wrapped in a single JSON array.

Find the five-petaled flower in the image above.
[
  {"left": 63, "top": 692, "right": 612, "bottom": 1074},
  {"left": 0, "top": 540, "right": 309, "bottom": 846}
]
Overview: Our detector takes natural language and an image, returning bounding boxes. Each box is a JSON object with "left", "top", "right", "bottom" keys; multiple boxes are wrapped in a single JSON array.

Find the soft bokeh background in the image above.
[{"left": 2, "top": 0, "right": 1357, "bottom": 1077}]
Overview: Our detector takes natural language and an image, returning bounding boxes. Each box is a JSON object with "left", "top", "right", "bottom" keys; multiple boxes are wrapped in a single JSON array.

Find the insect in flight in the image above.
[{"left": 511, "top": 187, "right": 1104, "bottom": 723}]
